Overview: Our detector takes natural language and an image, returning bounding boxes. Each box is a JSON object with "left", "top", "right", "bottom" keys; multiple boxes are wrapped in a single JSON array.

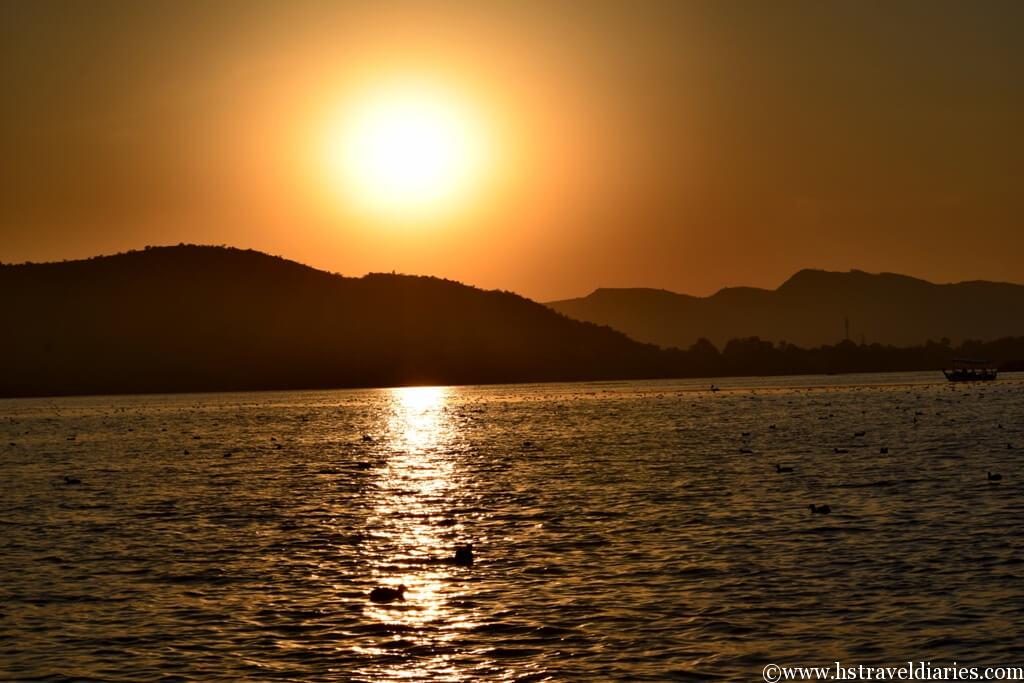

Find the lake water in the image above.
[{"left": 2, "top": 371, "right": 1023, "bottom": 681}]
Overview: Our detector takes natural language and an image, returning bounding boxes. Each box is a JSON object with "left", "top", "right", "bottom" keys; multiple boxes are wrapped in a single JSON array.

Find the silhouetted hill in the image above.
[
  {"left": 0, "top": 246, "right": 692, "bottom": 397},
  {"left": 7, "top": 250, "right": 1024, "bottom": 398},
  {"left": 547, "top": 269, "right": 1024, "bottom": 350}
]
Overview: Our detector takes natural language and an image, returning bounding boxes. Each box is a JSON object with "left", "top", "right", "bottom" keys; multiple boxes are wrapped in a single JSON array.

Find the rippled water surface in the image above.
[{"left": 3, "top": 372, "right": 1024, "bottom": 681}]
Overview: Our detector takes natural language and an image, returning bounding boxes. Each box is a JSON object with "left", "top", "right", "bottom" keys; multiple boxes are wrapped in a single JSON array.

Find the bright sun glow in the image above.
[{"left": 323, "top": 80, "right": 491, "bottom": 221}]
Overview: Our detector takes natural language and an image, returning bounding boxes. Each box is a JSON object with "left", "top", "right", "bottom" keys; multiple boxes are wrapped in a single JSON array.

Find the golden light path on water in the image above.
[{"left": 356, "top": 386, "right": 481, "bottom": 681}]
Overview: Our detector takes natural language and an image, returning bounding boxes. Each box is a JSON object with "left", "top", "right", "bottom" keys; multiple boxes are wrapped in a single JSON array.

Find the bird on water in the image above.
[
  {"left": 452, "top": 543, "right": 474, "bottom": 566},
  {"left": 775, "top": 463, "right": 794, "bottom": 474},
  {"left": 809, "top": 504, "right": 832, "bottom": 514},
  {"left": 369, "top": 585, "right": 406, "bottom": 604}
]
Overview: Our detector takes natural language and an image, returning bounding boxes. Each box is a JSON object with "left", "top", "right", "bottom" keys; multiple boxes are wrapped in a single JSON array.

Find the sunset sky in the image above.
[{"left": 2, "top": 0, "right": 1022, "bottom": 300}]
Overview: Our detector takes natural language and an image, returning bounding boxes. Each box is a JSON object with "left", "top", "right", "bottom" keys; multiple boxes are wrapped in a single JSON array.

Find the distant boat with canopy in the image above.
[{"left": 943, "top": 358, "right": 998, "bottom": 382}]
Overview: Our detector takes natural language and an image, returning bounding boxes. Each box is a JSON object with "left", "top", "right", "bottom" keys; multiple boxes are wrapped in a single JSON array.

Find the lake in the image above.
[{"left": 2, "top": 371, "right": 1023, "bottom": 681}]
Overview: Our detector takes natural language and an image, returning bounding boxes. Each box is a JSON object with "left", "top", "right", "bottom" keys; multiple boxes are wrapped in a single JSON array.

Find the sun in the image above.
[{"left": 322, "top": 80, "right": 491, "bottom": 222}]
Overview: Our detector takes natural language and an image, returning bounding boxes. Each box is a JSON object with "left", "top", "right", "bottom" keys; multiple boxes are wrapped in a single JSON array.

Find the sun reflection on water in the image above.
[
  {"left": 359, "top": 386, "right": 482, "bottom": 680},
  {"left": 390, "top": 385, "right": 450, "bottom": 455}
]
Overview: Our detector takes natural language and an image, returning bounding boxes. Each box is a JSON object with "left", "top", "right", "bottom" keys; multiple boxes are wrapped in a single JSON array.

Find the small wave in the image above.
[
  {"left": 486, "top": 647, "right": 546, "bottom": 658},
  {"left": 830, "top": 478, "right": 923, "bottom": 489}
]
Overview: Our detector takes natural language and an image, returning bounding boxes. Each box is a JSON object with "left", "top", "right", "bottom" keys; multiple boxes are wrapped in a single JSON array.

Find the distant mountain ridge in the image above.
[
  {"left": 546, "top": 269, "right": 1024, "bottom": 350},
  {"left": 0, "top": 245, "right": 680, "bottom": 397}
]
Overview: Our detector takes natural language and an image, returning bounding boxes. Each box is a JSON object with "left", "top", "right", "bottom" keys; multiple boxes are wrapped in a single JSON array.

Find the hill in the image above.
[
  {"left": 546, "top": 270, "right": 1024, "bottom": 350},
  {"left": 0, "top": 246, "right": 680, "bottom": 397}
]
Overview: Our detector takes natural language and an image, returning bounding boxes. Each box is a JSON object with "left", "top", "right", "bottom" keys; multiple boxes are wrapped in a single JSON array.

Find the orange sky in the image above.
[{"left": 2, "top": 0, "right": 1023, "bottom": 300}]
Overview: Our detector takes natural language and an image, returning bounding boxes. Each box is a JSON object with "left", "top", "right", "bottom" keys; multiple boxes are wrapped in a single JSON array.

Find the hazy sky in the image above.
[{"left": 2, "top": 0, "right": 1022, "bottom": 300}]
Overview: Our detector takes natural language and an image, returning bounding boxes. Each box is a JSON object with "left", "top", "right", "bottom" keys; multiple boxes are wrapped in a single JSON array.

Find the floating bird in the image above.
[
  {"left": 739, "top": 448, "right": 753, "bottom": 454},
  {"left": 988, "top": 472, "right": 1003, "bottom": 482},
  {"left": 452, "top": 543, "right": 474, "bottom": 566},
  {"left": 355, "top": 461, "right": 372, "bottom": 470},
  {"left": 63, "top": 476, "right": 81, "bottom": 485},
  {"left": 853, "top": 431, "right": 866, "bottom": 437},
  {"left": 879, "top": 447, "right": 889, "bottom": 454},
  {"left": 1008, "top": 443, "right": 1015, "bottom": 450},
  {"left": 741, "top": 431, "right": 751, "bottom": 437},
  {"left": 361, "top": 434, "right": 374, "bottom": 443},
  {"left": 808, "top": 504, "right": 832, "bottom": 515},
  {"left": 775, "top": 463, "right": 793, "bottom": 474},
  {"left": 769, "top": 424, "right": 777, "bottom": 430},
  {"left": 833, "top": 448, "right": 849, "bottom": 454},
  {"left": 369, "top": 585, "right": 406, "bottom": 604}
]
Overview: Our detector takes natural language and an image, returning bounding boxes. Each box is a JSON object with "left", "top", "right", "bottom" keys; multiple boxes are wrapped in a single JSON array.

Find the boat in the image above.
[{"left": 943, "top": 358, "right": 998, "bottom": 382}]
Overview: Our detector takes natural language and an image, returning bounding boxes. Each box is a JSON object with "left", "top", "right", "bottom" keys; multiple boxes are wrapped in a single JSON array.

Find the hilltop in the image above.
[{"left": 0, "top": 245, "right": 677, "bottom": 397}]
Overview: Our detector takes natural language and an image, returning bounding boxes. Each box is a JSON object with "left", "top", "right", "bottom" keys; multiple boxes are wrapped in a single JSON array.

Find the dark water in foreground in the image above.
[{"left": 2, "top": 372, "right": 1024, "bottom": 681}]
